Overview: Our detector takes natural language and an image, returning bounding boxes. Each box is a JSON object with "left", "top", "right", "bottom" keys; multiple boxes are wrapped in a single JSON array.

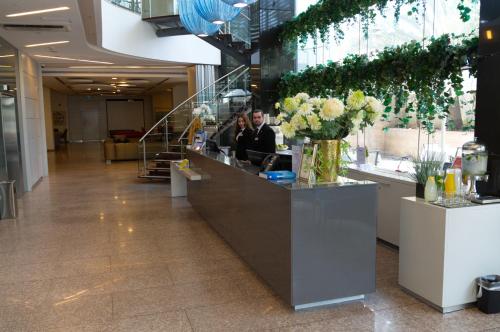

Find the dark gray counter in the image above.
[{"left": 187, "top": 149, "right": 378, "bottom": 309}]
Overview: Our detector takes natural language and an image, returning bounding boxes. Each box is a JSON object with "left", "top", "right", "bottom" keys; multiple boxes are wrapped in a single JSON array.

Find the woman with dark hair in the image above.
[{"left": 234, "top": 113, "right": 253, "bottom": 160}]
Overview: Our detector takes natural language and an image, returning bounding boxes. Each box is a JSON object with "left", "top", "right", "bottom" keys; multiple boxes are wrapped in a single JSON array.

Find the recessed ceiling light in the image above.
[
  {"left": 97, "top": 88, "right": 101, "bottom": 91},
  {"left": 213, "top": 20, "right": 224, "bottom": 25},
  {"left": 67, "top": 65, "right": 186, "bottom": 69},
  {"left": 111, "top": 77, "right": 117, "bottom": 80},
  {"left": 0, "top": 54, "right": 15, "bottom": 58},
  {"left": 233, "top": 3, "right": 248, "bottom": 8},
  {"left": 34, "top": 54, "right": 113, "bottom": 64},
  {"left": 118, "top": 84, "right": 134, "bottom": 87},
  {"left": 6, "top": 6, "right": 70, "bottom": 18},
  {"left": 26, "top": 41, "right": 70, "bottom": 48}
]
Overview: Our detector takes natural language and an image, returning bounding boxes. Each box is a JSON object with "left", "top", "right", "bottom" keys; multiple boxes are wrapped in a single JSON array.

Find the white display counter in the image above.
[
  {"left": 399, "top": 197, "right": 500, "bottom": 312},
  {"left": 348, "top": 166, "right": 415, "bottom": 246}
]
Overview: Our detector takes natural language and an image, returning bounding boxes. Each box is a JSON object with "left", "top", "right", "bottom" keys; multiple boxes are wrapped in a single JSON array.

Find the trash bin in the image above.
[
  {"left": 0, "top": 181, "right": 16, "bottom": 219},
  {"left": 477, "top": 275, "right": 500, "bottom": 314}
]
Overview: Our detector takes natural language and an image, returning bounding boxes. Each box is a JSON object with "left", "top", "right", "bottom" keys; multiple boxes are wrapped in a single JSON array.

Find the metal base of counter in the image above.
[
  {"left": 294, "top": 294, "right": 365, "bottom": 311},
  {"left": 187, "top": 150, "right": 378, "bottom": 309}
]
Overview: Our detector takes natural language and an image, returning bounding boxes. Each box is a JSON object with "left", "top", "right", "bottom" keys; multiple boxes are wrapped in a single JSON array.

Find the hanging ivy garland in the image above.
[
  {"left": 281, "top": 0, "right": 479, "bottom": 46},
  {"left": 278, "top": 34, "right": 478, "bottom": 134}
]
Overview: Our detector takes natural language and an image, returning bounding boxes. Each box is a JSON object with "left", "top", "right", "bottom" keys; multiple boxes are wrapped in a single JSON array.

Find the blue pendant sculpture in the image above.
[
  {"left": 179, "top": 0, "right": 220, "bottom": 36},
  {"left": 194, "top": 0, "right": 242, "bottom": 25},
  {"left": 221, "top": 0, "right": 257, "bottom": 8}
]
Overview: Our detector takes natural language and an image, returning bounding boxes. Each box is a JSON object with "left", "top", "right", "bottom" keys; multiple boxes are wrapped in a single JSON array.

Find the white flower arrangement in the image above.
[
  {"left": 276, "top": 91, "right": 383, "bottom": 140},
  {"left": 192, "top": 104, "right": 215, "bottom": 124}
]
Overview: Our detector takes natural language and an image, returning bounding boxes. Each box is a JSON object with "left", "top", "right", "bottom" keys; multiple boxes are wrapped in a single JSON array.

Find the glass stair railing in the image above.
[
  {"left": 138, "top": 65, "right": 250, "bottom": 179},
  {"left": 108, "top": 0, "right": 142, "bottom": 14}
]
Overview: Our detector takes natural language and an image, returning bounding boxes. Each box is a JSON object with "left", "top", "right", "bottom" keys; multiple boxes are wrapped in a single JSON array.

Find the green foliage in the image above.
[
  {"left": 339, "top": 140, "right": 351, "bottom": 177},
  {"left": 281, "top": 0, "right": 478, "bottom": 46},
  {"left": 410, "top": 152, "right": 443, "bottom": 185},
  {"left": 278, "top": 34, "right": 479, "bottom": 134}
]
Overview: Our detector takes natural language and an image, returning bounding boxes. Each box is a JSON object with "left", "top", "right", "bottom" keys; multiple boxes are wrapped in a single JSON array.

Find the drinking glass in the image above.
[
  {"left": 453, "top": 168, "right": 462, "bottom": 204},
  {"left": 435, "top": 170, "right": 445, "bottom": 203},
  {"left": 445, "top": 169, "right": 456, "bottom": 206}
]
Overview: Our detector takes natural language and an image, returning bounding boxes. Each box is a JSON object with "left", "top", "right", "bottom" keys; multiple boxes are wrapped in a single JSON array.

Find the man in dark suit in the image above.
[{"left": 250, "top": 110, "right": 276, "bottom": 153}]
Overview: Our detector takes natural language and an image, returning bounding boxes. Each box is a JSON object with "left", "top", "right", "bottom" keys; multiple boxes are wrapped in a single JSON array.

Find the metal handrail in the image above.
[
  {"left": 177, "top": 67, "right": 250, "bottom": 143},
  {"left": 139, "top": 65, "right": 247, "bottom": 142}
]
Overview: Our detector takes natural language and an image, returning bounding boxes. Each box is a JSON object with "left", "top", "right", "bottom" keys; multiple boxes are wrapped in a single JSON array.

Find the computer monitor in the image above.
[
  {"left": 246, "top": 149, "right": 270, "bottom": 166},
  {"left": 206, "top": 139, "right": 225, "bottom": 155}
]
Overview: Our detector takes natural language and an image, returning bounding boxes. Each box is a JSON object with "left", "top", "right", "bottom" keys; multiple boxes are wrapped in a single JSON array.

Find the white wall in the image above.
[
  {"left": 100, "top": 1, "right": 221, "bottom": 65},
  {"left": 67, "top": 95, "right": 154, "bottom": 141},
  {"left": 43, "top": 87, "right": 55, "bottom": 150},
  {"left": 17, "top": 53, "right": 48, "bottom": 191}
]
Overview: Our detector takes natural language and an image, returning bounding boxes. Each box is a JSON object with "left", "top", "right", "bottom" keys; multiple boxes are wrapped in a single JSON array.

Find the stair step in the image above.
[
  {"left": 138, "top": 175, "right": 171, "bottom": 179},
  {"left": 147, "top": 167, "right": 171, "bottom": 171}
]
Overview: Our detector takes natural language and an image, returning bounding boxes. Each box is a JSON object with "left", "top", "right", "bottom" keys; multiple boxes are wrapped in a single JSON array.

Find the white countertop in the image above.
[{"left": 348, "top": 164, "right": 415, "bottom": 185}]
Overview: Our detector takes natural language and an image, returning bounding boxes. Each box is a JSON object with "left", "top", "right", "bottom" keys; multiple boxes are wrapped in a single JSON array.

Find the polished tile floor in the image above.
[{"left": 1, "top": 143, "right": 499, "bottom": 331}]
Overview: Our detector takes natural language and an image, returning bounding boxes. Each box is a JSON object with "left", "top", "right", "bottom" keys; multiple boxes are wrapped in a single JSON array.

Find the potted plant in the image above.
[
  {"left": 410, "top": 152, "right": 443, "bottom": 198},
  {"left": 275, "top": 91, "right": 383, "bottom": 182}
]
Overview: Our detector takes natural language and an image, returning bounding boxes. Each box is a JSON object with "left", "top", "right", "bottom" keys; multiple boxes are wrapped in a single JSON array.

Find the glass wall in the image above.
[
  {"left": 142, "top": 0, "right": 177, "bottom": 19},
  {"left": 110, "top": 0, "right": 142, "bottom": 14},
  {"left": 295, "top": 0, "right": 480, "bottom": 171},
  {"left": 0, "top": 36, "right": 23, "bottom": 193}
]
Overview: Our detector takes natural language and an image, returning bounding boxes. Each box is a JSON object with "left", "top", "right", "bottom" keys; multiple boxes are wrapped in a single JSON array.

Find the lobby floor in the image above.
[{"left": 1, "top": 143, "right": 499, "bottom": 331}]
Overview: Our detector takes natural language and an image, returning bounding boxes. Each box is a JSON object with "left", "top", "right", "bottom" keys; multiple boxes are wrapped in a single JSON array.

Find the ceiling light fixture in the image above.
[
  {"left": 0, "top": 54, "right": 15, "bottom": 58},
  {"left": 221, "top": 0, "right": 257, "bottom": 8},
  {"left": 0, "top": 65, "right": 12, "bottom": 68},
  {"left": 6, "top": 6, "right": 70, "bottom": 18},
  {"left": 67, "top": 65, "right": 186, "bottom": 69},
  {"left": 26, "top": 41, "right": 70, "bottom": 48},
  {"left": 111, "top": 77, "right": 117, "bottom": 80},
  {"left": 34, "top": 54, "right": 113, "bottom": 64}
]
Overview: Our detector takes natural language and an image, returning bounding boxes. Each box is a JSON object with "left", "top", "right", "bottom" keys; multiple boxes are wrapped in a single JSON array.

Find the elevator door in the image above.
[{"left": 81, "top": 110, "right": 100, "bottom": 141}]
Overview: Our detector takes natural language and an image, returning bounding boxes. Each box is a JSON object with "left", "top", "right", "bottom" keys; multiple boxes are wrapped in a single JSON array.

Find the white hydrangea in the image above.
[
  {"left": 309, "top": 97, "right": 323, "bottom": 109},
  {"left": 276, "top": 113, "right": 288, "bottom": 122},
  {"left": 280, "top": 121, "right": 295, "bottom": 138},
  {"left": 298, "top": 102, "right": 313, "bottom": 116},
  {"left": 306, "top": 113, "right": 322, "bottom": 131},
  {"left": 283, "top": 97, "right": 300, "bottom": 113},
  {"left": 365, "top": 96, "right": 384, "bottom": 114},
  {"left": 295, "top": 92, "right": 310, "bottom": 102},
  {"left": 290, "top": 113, "right": 308, "bottom": 131},
  {"left": 319, "top": 98, "right": 345, "bottom": 121},
  {"left": 346, "top": 90, "right": 366, "bottom": 110}
]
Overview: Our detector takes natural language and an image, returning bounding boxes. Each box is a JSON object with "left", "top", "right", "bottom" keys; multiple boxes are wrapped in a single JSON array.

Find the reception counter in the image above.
[{"left": 186, "top": 149, "right": 378, "bottom": 309}]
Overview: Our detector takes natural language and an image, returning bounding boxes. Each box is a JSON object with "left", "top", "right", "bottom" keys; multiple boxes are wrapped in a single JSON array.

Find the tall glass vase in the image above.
[{"left": 313, "top": 140, "right": 341, "bottom": 183}]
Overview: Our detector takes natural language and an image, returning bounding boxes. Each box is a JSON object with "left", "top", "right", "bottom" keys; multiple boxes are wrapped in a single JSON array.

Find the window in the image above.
[{"left": 294, "top": 0, "right": 479, "bottom": 171}]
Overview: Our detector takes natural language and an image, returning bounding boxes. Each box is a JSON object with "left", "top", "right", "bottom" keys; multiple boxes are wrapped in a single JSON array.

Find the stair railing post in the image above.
[
  {"left": 142, "top": 141, "right": 146, "bottom": 175},
  {"left": 165, "top": 118, "right": 169, "bottom": 152}
]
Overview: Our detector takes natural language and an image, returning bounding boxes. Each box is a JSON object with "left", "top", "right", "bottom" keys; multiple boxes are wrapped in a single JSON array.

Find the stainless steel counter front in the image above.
[{"left": 187, "top": 149, "right": 378, "bottom": 309}]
